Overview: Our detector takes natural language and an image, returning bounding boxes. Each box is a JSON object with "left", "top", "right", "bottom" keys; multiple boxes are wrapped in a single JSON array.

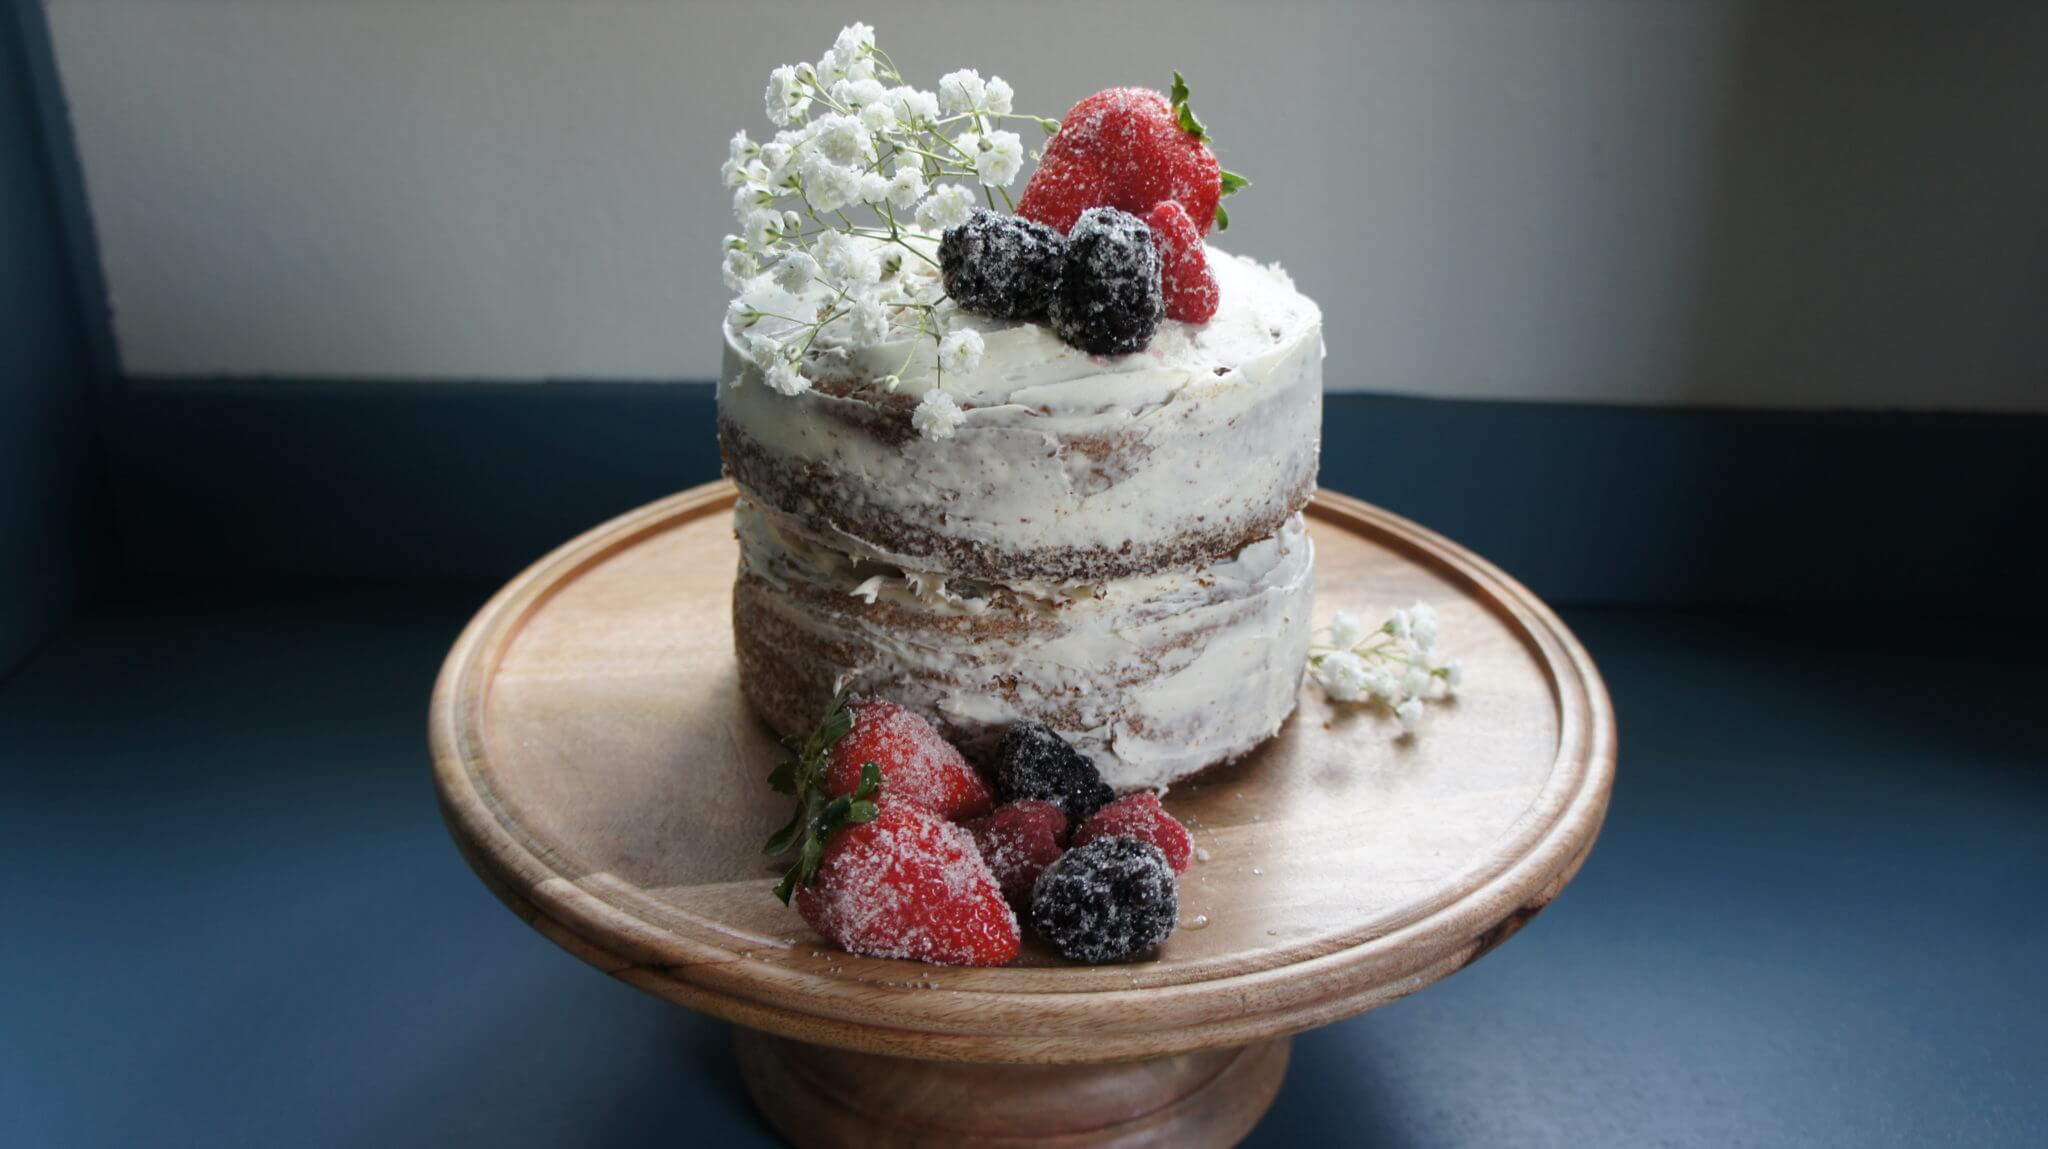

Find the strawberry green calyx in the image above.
[
  {"left": 1215, "top": 168, "right": 1251, "bottom": 229},
  {"left": 770, "top": 761, "right": 881, "bottom": 904},
  {"left": 764, "top": 692, "right": 883, "bottom": 903},
  {"left": 1169, "top": 71, "right": 1206, "bottom": 140},
  {"left": 1168, "top": 71, "right": 1250, "bottom": 230}
]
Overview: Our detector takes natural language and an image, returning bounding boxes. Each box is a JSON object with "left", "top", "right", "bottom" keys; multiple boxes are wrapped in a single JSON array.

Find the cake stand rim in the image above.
[{"left": 429, "top": 480, "right": 1616, "bottom": 1064}]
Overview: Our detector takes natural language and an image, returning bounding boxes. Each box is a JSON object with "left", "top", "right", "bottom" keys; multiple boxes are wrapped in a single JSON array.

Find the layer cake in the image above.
[{"left": 722, "top": 248, "right": 1322, "bottom": 790}]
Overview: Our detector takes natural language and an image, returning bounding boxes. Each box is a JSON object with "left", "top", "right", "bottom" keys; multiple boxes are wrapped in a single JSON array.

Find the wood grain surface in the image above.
[
  {"left": 734, "top": 1031, "right": 1291, "bottom": 1149},
  {"left": 430, "top": 481, "right": 1615, "bottom": 1065}
]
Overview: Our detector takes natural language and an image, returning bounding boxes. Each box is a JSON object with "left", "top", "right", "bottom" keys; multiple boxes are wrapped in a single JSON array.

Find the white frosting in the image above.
[
  {"left": 719, "top": 246, "right": 1323, "bottom": 582},
  {"left": 724, "top": 241, "right": 1323, "bottom": 784},
  {"left": 736, "top": 502, "right": 1313, "bottom": 791}
]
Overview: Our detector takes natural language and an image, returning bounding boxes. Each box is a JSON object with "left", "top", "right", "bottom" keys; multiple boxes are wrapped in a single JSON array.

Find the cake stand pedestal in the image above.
[
  {"left": 734, "top": 1030, "right": 1290, "bottom": 1147},
  {"left": 430, "top": 481, "right": 1614, "bottom": 1149}
]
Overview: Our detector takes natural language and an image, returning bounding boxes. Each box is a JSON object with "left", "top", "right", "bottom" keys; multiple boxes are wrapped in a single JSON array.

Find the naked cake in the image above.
[{"left": 717, "top": 29, "right": 1321, "bottom": 792}]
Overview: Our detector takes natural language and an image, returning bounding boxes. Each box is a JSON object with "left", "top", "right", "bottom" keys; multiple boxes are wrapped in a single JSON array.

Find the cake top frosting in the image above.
[
  {"left": 727, "top": 237, "right": 1318, "bottom": 411},
  {"left": 720, "top": 23, "right": 1258, "bottom": 438}
]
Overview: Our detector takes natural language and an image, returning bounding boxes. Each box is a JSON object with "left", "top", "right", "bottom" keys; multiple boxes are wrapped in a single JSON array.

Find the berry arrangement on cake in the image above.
[{"left": 720, "top": 26, "right": 1323, "bottom": 798}]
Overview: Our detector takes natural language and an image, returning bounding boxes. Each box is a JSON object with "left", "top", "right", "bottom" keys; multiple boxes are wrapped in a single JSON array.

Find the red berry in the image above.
[
  {"left": 1072, "top": 792, "right": 1193, "bottom": 874},
  {"left": 796, "top": 802, "right": 1021, "bottom": 967},
  {"left": 1145, "top": 201, "right": 1219, "bottom": 324},
  {"left": 826, "top": 700, "right": 993, "bottom": 821},
  {"left": 963, "top": 800, "right": 1069, "bottom": 905},
  {"left": 1018, "top": 88, "right": 1221, "bottom": 237}
]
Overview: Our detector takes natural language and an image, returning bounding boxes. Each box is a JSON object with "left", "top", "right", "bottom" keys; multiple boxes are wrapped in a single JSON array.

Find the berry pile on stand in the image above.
[
  {"left": 938, "top": 76, "right": 1246, "bottom": 355},
  {"left": 764, "top": 697, "right": 1197, "bottom": 967}
]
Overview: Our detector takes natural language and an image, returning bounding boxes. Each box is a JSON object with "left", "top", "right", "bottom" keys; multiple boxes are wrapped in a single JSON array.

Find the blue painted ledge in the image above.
[{"left": 104, "top": 378, "right": 2045, "bottom": 611}]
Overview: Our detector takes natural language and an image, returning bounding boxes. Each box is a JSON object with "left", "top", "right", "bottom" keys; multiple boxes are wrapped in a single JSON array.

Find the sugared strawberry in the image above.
[
  {"left": 796, "top": 802, "right": 1021, "bottom": 967},
  {"left": 1018, "top": 86, "right": 1222, "bottom": 238},
  {"left": 1145, "top": 201, "right": 1218, "bottom": 324},
  {"left": 1072, "top": 792, "right": 1193, "bottom": 874},
  {"left": 963, "top": 800, "right": 1069, "bottom": 905},
  {"left": 826, "top": 700, "right": 993, "bottom": 821}
]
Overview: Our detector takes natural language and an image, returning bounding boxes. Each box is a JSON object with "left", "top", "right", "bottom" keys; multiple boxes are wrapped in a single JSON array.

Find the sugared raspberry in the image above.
[
  {"left": 1073, "top": 792, "right": 1193, "bottom": 874},
  {"left": 963, "top": 800, "right": 1069, "bottom": 905},
  {"left": 1144, "top": 201, "right": 1218, "bottom": 325}
]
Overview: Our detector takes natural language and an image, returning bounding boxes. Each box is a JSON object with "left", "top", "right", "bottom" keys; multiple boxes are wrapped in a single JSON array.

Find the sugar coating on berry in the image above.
[
  {"left": 964, "top": 799, "right": 1069, "bottom": 905},
  {"left": 1030, "top": 836, "right": 1179, "bottom": 964},
  {"left": 1144, "top": 201, "right": 1219, "bottom": 325},
  {"left": 828, "top": 700, "right": 993, "bottom": 821},
  {"left": 1073, "top": 792, "right": 1193, "bottom": 874},
  {"left": 796, "top": 802, "right": 1020, "bottom": 967},
  {"left": 1049, "top": 208, "right": 1162, "bottom": 356},
  {"left": 992, "top": 721, "right": 1116, "bottom": 822},
  {"left": 939, "top": 209, "right": 1066, "bottom": 321},
  {"left": 1018, "top": 88, "right": 1222, "bottom": 238}
]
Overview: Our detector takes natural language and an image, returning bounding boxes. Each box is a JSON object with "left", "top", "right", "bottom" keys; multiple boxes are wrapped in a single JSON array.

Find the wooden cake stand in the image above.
[{"left": 430, "top": 481, "right": 1614, "bottom": 1149}]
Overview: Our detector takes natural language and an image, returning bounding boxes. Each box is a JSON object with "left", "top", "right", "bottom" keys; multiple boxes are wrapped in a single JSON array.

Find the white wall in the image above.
[{"left": 45, "top": 0, "right": 2048, "bottom": 409}]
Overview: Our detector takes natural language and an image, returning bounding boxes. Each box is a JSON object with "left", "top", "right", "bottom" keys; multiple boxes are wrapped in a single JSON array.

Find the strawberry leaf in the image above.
[
  {"left": 803, "top": 694, "right": 854, "bottom": 761},
  {"left": 1170, "top": 70, "right": 1206, "bottom": 140},
  {"left": 762, "top": 798, "right": 809, "bottom": 856},
  {"left": 765, "top": 697, "right": 889, "bottom": 903},
  {"left": 798, "top": 833, "right": 827, "bottom": 883},
  {"left": 1170, "top": 72, "right": 1245, "bottom": 224}
]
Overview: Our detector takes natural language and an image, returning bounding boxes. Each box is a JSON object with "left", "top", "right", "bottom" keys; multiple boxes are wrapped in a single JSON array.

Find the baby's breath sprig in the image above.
[
  {"left": 721, "top": 23, "right": 1057, "bottom": 438},
  {"left": 1307, "top": 602, "right": 1463, "bottom": 734}
]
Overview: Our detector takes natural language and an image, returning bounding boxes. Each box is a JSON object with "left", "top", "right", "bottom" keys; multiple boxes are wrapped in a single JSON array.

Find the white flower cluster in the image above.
[
  {"left": 1307, "top": 602, "right": 1463, "bottom": 734},
  {"left": 722, "top": 24, "right": 1051, "bottom": 438}
]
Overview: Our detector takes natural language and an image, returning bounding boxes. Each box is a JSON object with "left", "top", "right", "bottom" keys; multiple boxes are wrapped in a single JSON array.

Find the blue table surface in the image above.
[{"left": 3, "top": 583, "right": 2043, "bottom": 1148}]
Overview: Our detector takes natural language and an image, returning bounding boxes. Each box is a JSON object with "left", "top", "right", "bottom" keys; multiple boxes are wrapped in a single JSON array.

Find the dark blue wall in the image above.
[
  {"left": 103, "top": 379, "right": 2047, "bottom": 613},
  {"left": 0, "top": 2, "right": 100, "bottom": 675}
]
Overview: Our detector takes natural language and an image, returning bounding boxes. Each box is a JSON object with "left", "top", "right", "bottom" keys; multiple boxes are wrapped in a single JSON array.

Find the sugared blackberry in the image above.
[
  {"left": 1030, "top": 836, "right": 1179, "bottom": 964},
  {"left": 992, "top": 721, "right": 1116, "bottom": 822},
  {"left": 1048, "top": 207, "right": 1163, "bottom": 356},
  {"left": 939, "top": 209, "right": 1066, "bottom": 321}
]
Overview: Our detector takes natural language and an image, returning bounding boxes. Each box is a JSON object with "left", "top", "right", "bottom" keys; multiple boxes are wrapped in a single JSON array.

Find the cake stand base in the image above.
[{"left": 734, "top": 1029, "right": 1291, "bottom": 1149}]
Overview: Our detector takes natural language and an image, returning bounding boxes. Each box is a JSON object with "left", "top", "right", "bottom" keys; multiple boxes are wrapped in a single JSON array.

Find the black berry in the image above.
[
  {"left": 939, "top": 209, "right": 1066, "bottom": 321},
  {"left": 992, "top": 721, "right": 1115, "bottom": 822},
  {"left": 1048, "top": 207, "right": 1163, "bottom": 356},
  {"left": 1031, "top": 837, "right": 1179, "bottom": 963}
]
